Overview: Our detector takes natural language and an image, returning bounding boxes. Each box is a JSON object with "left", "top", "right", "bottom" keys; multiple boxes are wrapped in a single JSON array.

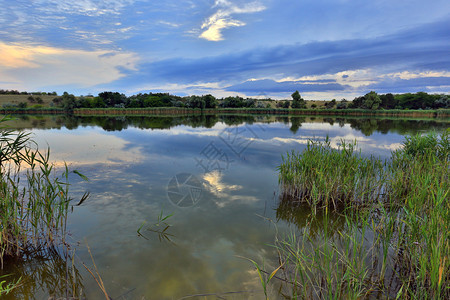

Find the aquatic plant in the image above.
[
  {"left": 0, "top": 116, "right": 88, "bottom": 268},
  {"left": 262, "top": 131, "right": 449, "bottom": 299},
  {"left": 277, "top": 137, "right": 385, "bottom": 212}
]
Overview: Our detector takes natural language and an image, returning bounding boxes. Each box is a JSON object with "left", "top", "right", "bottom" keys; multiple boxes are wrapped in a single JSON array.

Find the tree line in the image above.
[
  {"left": 2, "top": 89, "right": 448, "bottom": 111},
  {"left": 0, "top": 89, "right": 58, "bottom": 96},
  {"left": 60, "top": 91, "right": 449, "bottom": 111},
  {"left": 55, "top": 92, "right": 268, "bottom": 111}
]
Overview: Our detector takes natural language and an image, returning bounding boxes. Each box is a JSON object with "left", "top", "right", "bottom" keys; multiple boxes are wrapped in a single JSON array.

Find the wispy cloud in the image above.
[
  {"left": 34, "top": 0, "right": 135, "bottom": 17},
  {"left": 199, "top": 0, "right": 266, "bottom": 41}
]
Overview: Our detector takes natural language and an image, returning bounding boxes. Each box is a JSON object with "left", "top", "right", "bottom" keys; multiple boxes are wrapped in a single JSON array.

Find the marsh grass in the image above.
[
  {"left": 278, "top": 137, "right": 385, "bottom": 212},
  {"left": 261, "top": 130, "right": 449, "bottom": 299},
  {"left": 0, "top": 116, "right": 87, "bottom": 268}
]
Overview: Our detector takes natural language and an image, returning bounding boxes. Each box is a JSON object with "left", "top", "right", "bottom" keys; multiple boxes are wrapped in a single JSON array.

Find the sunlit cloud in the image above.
[
  {"left": 0, "top": 42, "right": 138, "bottom": 90},
  {"left": 202, "top": 170, "right": 259, "bottom": 207},
  {"left": 199, "top": 0, "right": 266, "bottom": 41}
]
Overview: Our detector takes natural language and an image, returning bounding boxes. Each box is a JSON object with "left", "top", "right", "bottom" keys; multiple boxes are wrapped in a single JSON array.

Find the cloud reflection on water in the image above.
[{"left": 17, "top": 116, "right": 447, "bottom": 298}]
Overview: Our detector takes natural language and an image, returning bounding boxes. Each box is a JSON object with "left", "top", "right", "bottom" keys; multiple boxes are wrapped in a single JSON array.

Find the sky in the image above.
[{"left": 0, "top": 0, "right": 449, "bottom": 100}]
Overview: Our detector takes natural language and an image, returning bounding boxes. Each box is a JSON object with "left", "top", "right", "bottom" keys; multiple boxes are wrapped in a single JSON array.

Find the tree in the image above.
[
  {"left": 325, "top": 99, "right": 337, "bottom": 109},
  {"left": 62, "top": 92, "right": 76, "bottom": 112},
  {"left": 349, "top": 96, "right": 365, "bottom": 108},
  {"left": 202, "top": 94, "right": 217, "bottom": 108},
  {"left": 144, "top": 95, "right": 164, "bottom": 107},
  {"left": 291, "top": 91, "right": 306, "bottom": 109},
  {"left": 244, "top": 98, "right": 256, "bottom": 108},
  {"left": 186, "top": 96, "right": 205, "bottom": 109},
  {"left": 220, "top": 96, "right": 244, "bottom": 108},
  {"left": 98, "top": 91, "right": 127, "bottom": 107},
  {"left": 336, "top": 99, "right": 348, "bottom": 109},
  {"left": 380, "top": 93, "right": 396, "bottom": 109},
  {"left": 363, "top": 91, "right": 381, "bottom": 110}
]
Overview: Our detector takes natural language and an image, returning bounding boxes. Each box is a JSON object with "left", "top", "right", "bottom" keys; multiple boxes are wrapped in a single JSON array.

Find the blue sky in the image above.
[{"left": 0, "top": 0, "right": 449, "bottom": 99}]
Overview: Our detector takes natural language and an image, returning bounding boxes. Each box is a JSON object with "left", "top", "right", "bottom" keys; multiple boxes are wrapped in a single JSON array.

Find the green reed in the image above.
[
  {"left": 277, "top": 137, "right": 385, "bottom": 212},
  {"left": 0, "top": 116, "right": 87, "bottom": 271},
  {"left": 261, "top": 130, "right": 449, "bottom": 299}
]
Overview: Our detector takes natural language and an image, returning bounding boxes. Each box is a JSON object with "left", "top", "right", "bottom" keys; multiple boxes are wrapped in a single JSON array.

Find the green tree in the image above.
[
  {"left": 62, "top": 92, "right": 76, "bottom": 112},
  {"left": 187, "top": 96, "right": 205, "bottom": 109},
  {"left": 363, "top": 91, "right": 381, "bottom": 109},
  {"left": 325, "top": 99, "right": 337, "bottom": 109},
  {"left": 98, "top": 91, "right": 127, "bottom": 107},
  {"left": 202, "top": 94, "right": 217, "bottom": 108},
  {"left": 220, "top": 96, "right": 244, "bottom": 108},
  {"left": 380, "top": 93, "right": 397, "bottom": 109},
  {"left": 349, "top": 96, "right": 365, "bottom": 108},
  {"left": 336, "top": 99, "right": 348, "bottom": 109},
  {"left": 291, "top": 91, "right": 306, "bottom": 109},
  {"left": 144, "top": 95, "right": 164, "bottom": 107}
]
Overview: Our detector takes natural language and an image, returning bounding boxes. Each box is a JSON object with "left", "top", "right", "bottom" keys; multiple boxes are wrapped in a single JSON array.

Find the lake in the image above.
[{"left": 1, "top": 115, "right": 448, "bottom": 299}]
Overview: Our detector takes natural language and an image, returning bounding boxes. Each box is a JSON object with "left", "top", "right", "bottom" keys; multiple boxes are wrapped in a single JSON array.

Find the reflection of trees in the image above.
[
  {"left": 6, "top": 115, "right": 449, "bottom": 136},
  {"left": 347, "top": 118, "right": 449, "bottom": 136},
  {"left": 289, "top": 117, "right": 305, "bottom": 134},
  {"left": 276, "top": 116, "right": 290, "bottom": 125},
  {"left": 323, "top": 118, "right": 335, "bottom": 126},
  {"left": 0, "top": 247, "right": 85, "bottom": 299}
]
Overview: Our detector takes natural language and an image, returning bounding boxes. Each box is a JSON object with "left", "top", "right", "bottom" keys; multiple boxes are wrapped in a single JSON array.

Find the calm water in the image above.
[{"left": 2, "top": 115, "right": 448, "bottom": 299}]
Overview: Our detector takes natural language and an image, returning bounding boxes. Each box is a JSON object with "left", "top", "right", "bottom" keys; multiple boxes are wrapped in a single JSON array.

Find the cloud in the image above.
[
  {"left": 363, "top": 76, "right": 450, "bottom": 93},
  {"left": 0, "top": 0, "right": 142, "bottom": 48},
  {"left": 225, "top": 79, "right": 350, "bottom": 94},
  {"left": 0, "top": 42, "right": 138, "bottom": 91},
  {"left": 199, "top": 0, "right": 266, "bottom": 41},
  {"left": 114, "top": 18, "right": 449, "bottom": 97},
  {"left": 34, "top": 0, "right": 135, "bottom": 17}
]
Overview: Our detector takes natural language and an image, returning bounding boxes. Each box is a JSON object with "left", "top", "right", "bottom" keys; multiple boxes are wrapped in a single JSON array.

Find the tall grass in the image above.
[
  {"left": 278, "top": 137, "right": 385, "bottom": 212},
  {"left": 0, "top": 116, "right": 87, "bottom": 269},
  {"left": 263, "top": 130, "right": 449, "bottom": 299}
]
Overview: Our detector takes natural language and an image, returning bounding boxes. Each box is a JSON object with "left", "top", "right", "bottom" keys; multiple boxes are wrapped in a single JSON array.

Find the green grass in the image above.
[
  {"left": 256, "top": 130, "right": 449, "bottom": 299},
  {"left": 278, "top": 137, "right": 385, "bottom": 212}
]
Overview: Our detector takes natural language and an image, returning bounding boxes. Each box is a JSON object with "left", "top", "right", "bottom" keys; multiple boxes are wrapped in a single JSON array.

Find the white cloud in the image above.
[
  {"left": 34, "top": 0, "right": 135, "bottom": 17},
  {"left": 32, "top": 129, "right": 144, "bottom": 167},
  {"left": 158, "top": 21, "right": 182, "bottom": 28},
  {"left": 0, "top": 42, "right": 139, "bottom": 90},
  {"left": 202, "top": 171, "right": 259, "bottom": 207},
  {"left": 382, "top": 70, "right": 450, "bottom": 80},
  {"left": 199, "top": 0, "right": 266, "bottom": 41}
]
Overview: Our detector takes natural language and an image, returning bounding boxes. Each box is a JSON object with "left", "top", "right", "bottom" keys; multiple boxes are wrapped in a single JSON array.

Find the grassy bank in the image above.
[
  {"left": 1, "top": 106, "right": 448, "bottom": 118},
  {"left": 264, "top": 130, "right": 449, "bottom": 299}
]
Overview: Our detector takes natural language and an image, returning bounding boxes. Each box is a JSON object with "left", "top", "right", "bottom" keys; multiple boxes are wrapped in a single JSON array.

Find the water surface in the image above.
[{"left": 2, "top": 115, "right": 448, "bottom": 299}]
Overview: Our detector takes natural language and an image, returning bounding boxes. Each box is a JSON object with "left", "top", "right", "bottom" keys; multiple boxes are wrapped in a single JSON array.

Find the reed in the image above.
[
  {"left": 278, "top": 137, "right": 385, "bottom": 212},
  {"left": 0, "top": 116, "right": 87, "bottom": 269},
  {"left": 265, "top": 130, "right": 449, "bottom": 299}
]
